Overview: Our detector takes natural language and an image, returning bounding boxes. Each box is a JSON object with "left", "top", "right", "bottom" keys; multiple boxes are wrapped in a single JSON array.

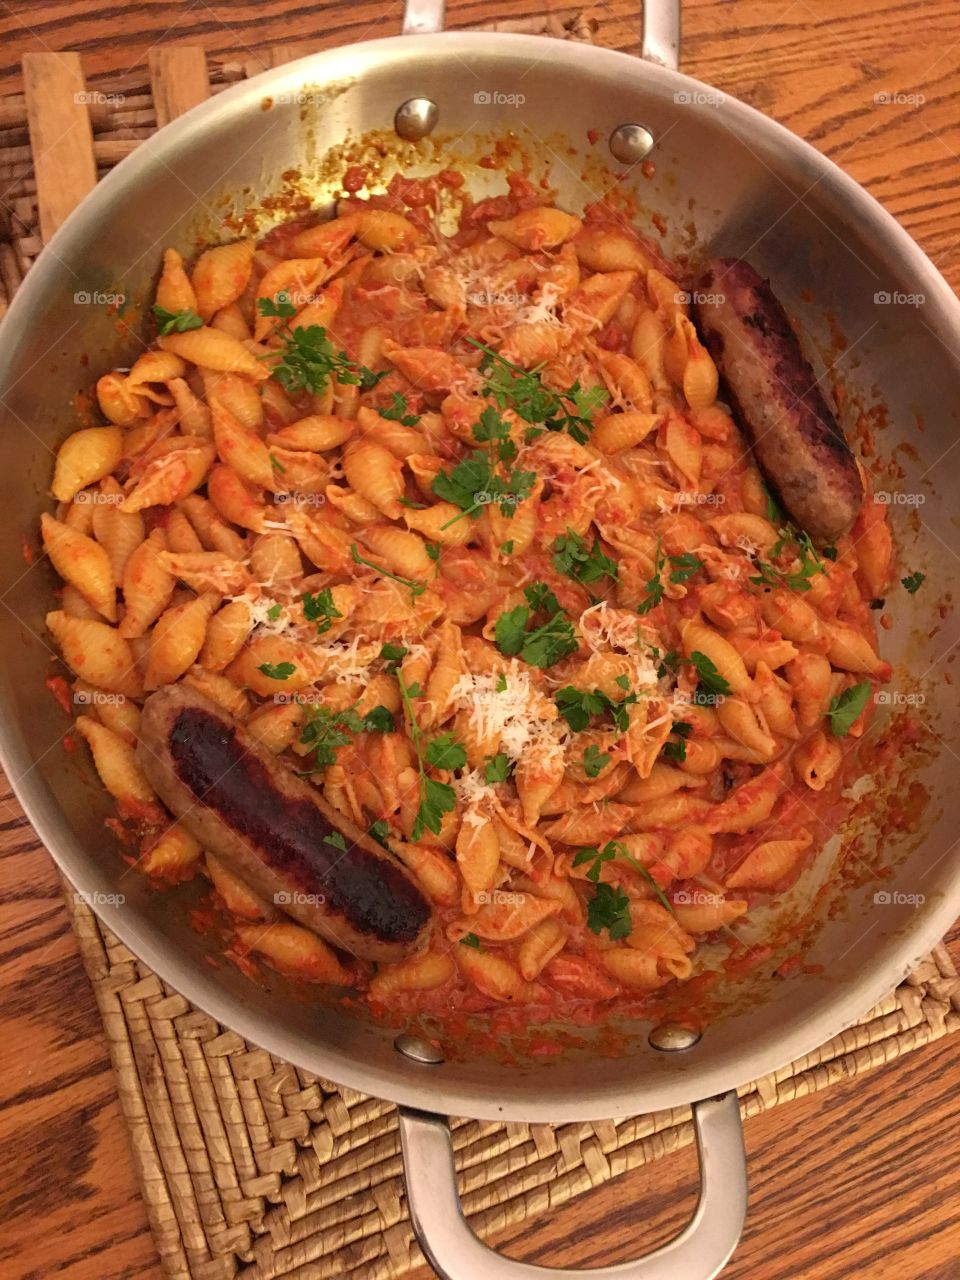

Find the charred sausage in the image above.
[
  {"left": 693, "top": 258, "right": 863, "bottom": 542},
  {"left": 138, "top": 684, "right": 432, "bottom": 963}
]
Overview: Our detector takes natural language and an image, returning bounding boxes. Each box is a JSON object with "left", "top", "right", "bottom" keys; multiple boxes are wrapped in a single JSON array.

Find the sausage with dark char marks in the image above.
[
  {"left": 693, "top": 258, "right": 864, "bottom": 542},
  {"left": 138, "top": 684, "right": 432, "bottom": 963}
]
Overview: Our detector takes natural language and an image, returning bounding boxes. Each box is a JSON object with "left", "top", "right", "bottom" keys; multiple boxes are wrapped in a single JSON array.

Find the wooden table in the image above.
[{"left": 0, "top": 2, "right": 958, "bottom": 1277}]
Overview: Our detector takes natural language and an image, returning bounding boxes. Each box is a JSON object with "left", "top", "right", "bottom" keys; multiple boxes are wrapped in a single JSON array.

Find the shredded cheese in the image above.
[{"left": 450, "top": 664, "right": 568, "bottom": 769}]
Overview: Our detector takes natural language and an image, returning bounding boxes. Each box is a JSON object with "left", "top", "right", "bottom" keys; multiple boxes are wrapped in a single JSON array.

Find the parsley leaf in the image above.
[
  {"left": 425, "top": 732, "right": 468, "bottom": 770},
  {"left": 153, "top": 305, "right": 203, "bottom": 336},
  {"left": 484, "top": 752, "right": 512, "bottom": 783},
  {"left": 258, "top": 294, "right": 380, "bottom": 395},
  {"left": 493, "top": 584, "right": 579, "bottom": 669},
  {"left": 688, "top": 651, "right": 731, "bottom": 696},
  {"left": 257, "top": 661, "right": 295, "bottom": 680},
  {"left": 901, "top": 571, "right": 925, "bottom": 594},
  {"left": 368, "top": 819, "right": 391, "bottom": 848},
  {"left": 397, "top": 674, "right": 458, "bottom": 839},
  {"left": 826, "top": 682, "right": 871, "bottom": 736},
  {"left": 460, "top": 932, "right": 481, "bottom": 949},
  {"left": 662, "top": 720, "right": 693, "bottom": 762},
  {"left": 380, "top": 392, "right": 420, "bottom": 426},
  {"left": 576, "top": 839, "right": 676, "bottom": 917},
  {"left": 361, "top": 705, "right": 395, "bottom": 734},
  {"left": 586, "top": 882, "right": 633, "bottom": 939},
  {"left": 495, "top": 673, "right": 508, "bottom": 693},
  {"left": 552, "top": 529, "right": 618, "bottom": 587},
  {"left": 299, "top": 705, "right": 356, "bottom": 770},
  {"left": 302, "top": 588, "right": 342, "bottom": 636},
  {"left": 468, "top": 339, "right": 608, "bottom": 444},
  {"left": 637, "top": 535, "right": 666, "bottom": 615},
  {"left": 668, "top": 552, "right": 703, "bottom": 584},
  {"left": 324, "top": 831, "right": 348, "bottom": 852},
  {"left": 555, "top": 685, "right": 635, "bottom": 733},
  {"left": 379, "top": 642, "right": 408, "bottom": 670},
  {"left": 266, "top": 603, "right": 282, "bottom": 620},
  {"left": 583, "top": 744, "right": 611, "bottom": 778}
]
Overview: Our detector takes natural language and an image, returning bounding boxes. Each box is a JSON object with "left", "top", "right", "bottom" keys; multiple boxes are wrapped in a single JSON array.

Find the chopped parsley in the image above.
[
  {"left": 668, "top": 552, "right": 703, "bottom": 584},
  {"left": 324, "top": 831, "right": 348, "bottom": 852},
  {"left": 901, "top": 571, "right": 925, "bottom": 594},
  {"left": 379, "top": 392, "right": 420, "bottom": 426},
  {"left": 552, "top": 529, "right": 618, "bottom": 587},
  {"left": 257, "top": 661, "right": 295, "bottom": 680},
  {"left": 662, "top": 720, "right": 693, "bottom": 762},
  {"left": 749, "top": 527, "right": 827, "bottom": 594},
  {"left": 258, "top": 294, "right": 380, "bottom": 395},
  {"left": 586, "top": 882, "right": 633, "bottom": 939},
  {"left": 574, "top": 839, "right": 676, "bottom": 918},
  {"left": 424, "top": 732, "right": 468, "bottom": 770},
  {"left": 299, "top": 702, "right": 394, "bottom": 771},
  {"left": 379, "top": 642, "right": 408, "bottom": 671},
  {"left": 495, "top": 673, "right": 508, "bottom": 693},
  {"left": 397, "top": 674, "right": 458, "bottom": 839},
  {"left": 153, "top": 305, "right": 203, "bottom": 336},
  {"left": 639, "top": 539, "right": 704, "bottom": 613},
  {"left": 266, "top": 603, "right": 282, "bottom": 621},
  {"left": 302, "top": 588, "right": 342, "bottom": 636},
  {"left": 460, "top": 932, "right": 481, "bottom": 949},
  {"left": 432, "top": 405, "right": 535, "bottom": 528},
  {"left": 484, "top": 752, "right": 512, "bottom": 783},
  {"left": 826, "top": 682, "right": 871, "bottom": 736},
  {"left": 582, "top": 744, "right": 611, "bottom": 777},
  {"left": 368, "top": 819, "right": 391, "bottom": 849},
  {"left": 361, "top": 704, "right": 396, "bottom": 734},
  {"left": 468, "top": 339, "right": 609, "bottom": 445},
  {"left": 555, "top": 685, "right": 635, "bottom": 733},
  {"left": 494, "top": 582, "right": 579, "bottom": 669},
  {"left": 688, "top": 651, "right": 731, "bottom": 697}
]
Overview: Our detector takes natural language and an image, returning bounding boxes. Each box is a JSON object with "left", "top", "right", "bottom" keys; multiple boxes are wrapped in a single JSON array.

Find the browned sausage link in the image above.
[
  {"left": 693, "top": 258, "right": 863, "bottom": 542},
  {"left": 138, "top": 685, "right": 432, "bottom": 962}
]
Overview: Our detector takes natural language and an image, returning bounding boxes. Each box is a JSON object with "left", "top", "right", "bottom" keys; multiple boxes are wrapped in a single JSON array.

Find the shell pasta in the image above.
[{"left": 42, "top": 167, "right": 896, "bottom": 1030}]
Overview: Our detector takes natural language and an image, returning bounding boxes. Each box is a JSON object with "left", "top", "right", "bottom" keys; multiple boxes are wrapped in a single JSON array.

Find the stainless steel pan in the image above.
[{"left": 1, "top": 2, "right": 957, "bottom": 1275}]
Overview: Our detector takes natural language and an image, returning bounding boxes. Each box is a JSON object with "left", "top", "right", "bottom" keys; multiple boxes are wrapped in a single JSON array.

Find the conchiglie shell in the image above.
[
  {"left": 144, "top": 592, "right": 219, "bottom": 689},
  {"left": 403, "top": 502, "right": 474, "bottom": 546},
  {"left": 573, "top": 225, "right": 658, "bottom": 273},
  {"left": 269, "top": 414, "right": 356, "bottom": 452},
  {"left": 190, "top": 239, "right": 256, "bottom": 321},
  {"left": 127, "top": 351, "right": 187, "bottom": 392},
  {"left": 284, "top": 507, "right": 353, "bottom": 573},
  {"left": 92, "top": 478, "right": 145, "bottom": 585},
  {"left": 205, "top": 852, "right": 271, "bottom": 919},
  {"left": 342, "top": 441, "right": 405, "bottom": 518},
  {"left": 368, "top": 952, "right": 455, "bottom": 1000},
  {"left": 140, "top": 824, "right": 203, "bottom": 878},
  {"left": 353, "top": 208, "right": 422, "bottom": 252},
  {"left": 199, "top": 599, "right": 253, "bottom": 670},
  {"left": 726, "top": 833, "right": 813, "bottom": 890},
  {"left": 183, "top": 668, "right": 250, "bottom": 719},
  {"left": 203, "top": 464, "right": 266, "bottom": 534},
  {"left": 357, "top": 524, "right": 433, "bottom": 578},
  {"left": 202, "top": 369, "right": 263, "bottom": 430},
  {"left": 235, "top": 922, "right": 351, "bottom": 984},
  {"left": 592, "top": 410, "right": 660, "bottom": 453},
  {"left": 487, "top": 206, "right": 581, "bottom": 250},
  {"left": 225, "top": 634, "right": 325, "bottom": 696},
  {"left": 52, "top": 427, "right": 124, "bottom": 502},
  {"left": 119, "top": 529, "right": 175, "bottom": 638},
  {"left": 155, "top": 246, "right": 198, "bottom": 315},
  {"left": 159, "top": 327, "right": 268, "bottom": 380},
  {"left": 211, "top": 402, "right": 274, "bottom": 488},
  {"left": 96, "top": 373, "right": 150, "bottom": 426},
  {"left": 46, "top": 611, "right": 143, "bottom": 697},
  {"left": 75, "top": 715, "right": 156, "bottom": 806},
  {"left": 121, "top": 443, "right": 215, "bottom": 513},
  {"left": 158, "top": 550, "right": 251, "bottom": 595},
  {"left": 629, "top": 309, "right": 669, "bottom": 390},
  {"left": 249, "top": 532, "right": 303, "bottom": 587},
  {"left": 683, "top": 341, "right": 719, "bottom": 411},
  {"left": 41, "top": 512, "right": 117, "bottom": 621},
  {"left": 244, "top": 700, "right": 304, "bottom": 754},
  {"left": 288, "top": 214, "right": 359, "bottom": 259}
]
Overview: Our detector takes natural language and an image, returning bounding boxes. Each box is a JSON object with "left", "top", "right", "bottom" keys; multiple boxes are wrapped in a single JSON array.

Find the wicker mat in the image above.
[{"left": 4, "top": 15, "right": 960, "bottom": 1279}]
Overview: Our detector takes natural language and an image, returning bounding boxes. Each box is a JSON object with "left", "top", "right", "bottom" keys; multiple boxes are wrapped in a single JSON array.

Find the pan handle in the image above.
[
  {"left": 398, "top": 1090, "right": 746, "bottom": 1280},
  {"left": 401, "top": 0, "right": 682, "bottom": 70}
]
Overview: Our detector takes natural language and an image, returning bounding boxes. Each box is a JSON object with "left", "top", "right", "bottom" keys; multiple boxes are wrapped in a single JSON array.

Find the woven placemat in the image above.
[{"left": 5, "top": 16, "right": 960, "bottom": 1279}]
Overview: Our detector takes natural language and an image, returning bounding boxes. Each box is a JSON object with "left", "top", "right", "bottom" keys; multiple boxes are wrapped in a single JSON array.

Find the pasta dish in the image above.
[{"left": 41, "top": 169, "right": 899, "bottom": 1026}]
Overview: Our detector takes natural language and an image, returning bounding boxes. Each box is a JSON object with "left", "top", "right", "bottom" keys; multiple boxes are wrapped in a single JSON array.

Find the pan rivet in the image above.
[
  {"left": 648, "top": 1023, "right": 701, "bottom": 1052},
  {"left": 395, "top": 97, "right": 439, "bottom": 141},
  {"left": 609, "top": 123, "right": 655, "bottom": 165},
  {"left": 394, "top": 1033, "right": 444, "bottom": 1065}
]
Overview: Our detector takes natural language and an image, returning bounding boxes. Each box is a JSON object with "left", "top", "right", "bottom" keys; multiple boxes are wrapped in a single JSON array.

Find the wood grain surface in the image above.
[{"left": 0, "top": 2, "right": 958, "bottom": 1278}]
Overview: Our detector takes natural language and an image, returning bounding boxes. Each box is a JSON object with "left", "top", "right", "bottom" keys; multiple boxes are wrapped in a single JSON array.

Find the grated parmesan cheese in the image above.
[{"left": 450, "top": 663, "right": 568, "bottom": 768}]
